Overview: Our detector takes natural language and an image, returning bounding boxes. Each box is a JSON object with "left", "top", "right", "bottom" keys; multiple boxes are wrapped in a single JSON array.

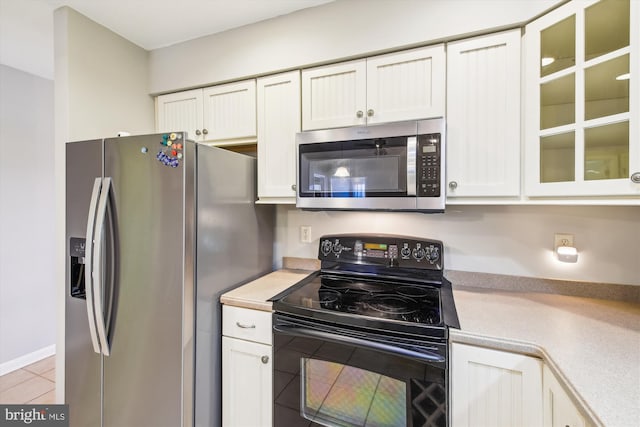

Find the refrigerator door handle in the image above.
[
  {"left": 85, "top": 178, "right": 102, "bottom": 354},
  {"left": 93, "top": 177, "right": 112, "bottom": 356}
]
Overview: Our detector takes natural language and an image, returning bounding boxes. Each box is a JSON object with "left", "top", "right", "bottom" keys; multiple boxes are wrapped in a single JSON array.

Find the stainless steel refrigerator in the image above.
[{"left": 65, "top": 132, "right": 274, "bottom": 427}]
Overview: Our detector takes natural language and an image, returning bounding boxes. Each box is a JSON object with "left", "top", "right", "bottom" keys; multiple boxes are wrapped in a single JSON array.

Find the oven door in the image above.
[{"left": 273, "top": 314, "right": 448, "bottom": 427}]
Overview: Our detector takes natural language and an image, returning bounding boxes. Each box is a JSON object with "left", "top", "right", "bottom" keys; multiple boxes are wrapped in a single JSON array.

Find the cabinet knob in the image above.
[
  {"left": 356, "top": 110, "right": 364, "bottom": 118},
  {"left": 195, "top": 129, "right": 201, "bottom": 136},
  {"left": 367, "top": 109, "right": 374, "bottom": 117},
  {"left": 202, "top": 128, "right": 208, "bottom": 135},
  {"left": 448, "top": 181, "right": 458, "bottom": 190},
  {"left": 291, "top": 184, "right": 297, "bottom": 191},
  {"left": 631, "top": 172, "right": 640, "bottom": 183},
  {"left": 261, "top": 355, "right": 269, "bottom": 364}
]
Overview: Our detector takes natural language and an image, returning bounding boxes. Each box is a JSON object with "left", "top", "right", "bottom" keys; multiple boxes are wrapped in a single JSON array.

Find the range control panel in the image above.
[{"left": 318, "top": 234, "right": 443, "bottom": 270}]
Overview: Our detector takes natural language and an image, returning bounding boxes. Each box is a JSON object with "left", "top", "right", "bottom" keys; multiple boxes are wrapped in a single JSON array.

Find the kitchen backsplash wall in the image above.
[{"left": 274, "top": 205, "right": 640, "bottom": 286}]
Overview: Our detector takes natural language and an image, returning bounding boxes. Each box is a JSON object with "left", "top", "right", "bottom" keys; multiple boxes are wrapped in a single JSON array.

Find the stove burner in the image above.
[
  {"left": 317, "top": 289, "right": 341, "bottom": 309},
  {"left": 397, "top": 286, "right": 432, "bottom": 299},
  {"left": 321, "top": 277, "right": 387, "bottom": 293},
  {"left": 365, "top": 294, "right": 419, "bottom": 315}
]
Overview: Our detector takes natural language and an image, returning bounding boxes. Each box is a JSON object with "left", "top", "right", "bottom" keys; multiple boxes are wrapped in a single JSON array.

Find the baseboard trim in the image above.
[{"left": 0, "top": 344, "right": 56, "bottom": 376}]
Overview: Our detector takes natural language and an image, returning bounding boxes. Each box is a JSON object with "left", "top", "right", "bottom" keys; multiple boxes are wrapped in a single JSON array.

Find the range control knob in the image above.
[
  {"left": 332, "top": 241, "right": 343, "bottom": 255},
  {"left": 412, "top": 244, "right": 425, "bottom": 260},
  {"left": 426, "top": 245, "right": 440, "bottom": 263},
  {"left": 321, "top": 240, "right": 333, "bottom": 256},
  {"left": 400, "top": 244, "right": 411, "bottom": 259}
]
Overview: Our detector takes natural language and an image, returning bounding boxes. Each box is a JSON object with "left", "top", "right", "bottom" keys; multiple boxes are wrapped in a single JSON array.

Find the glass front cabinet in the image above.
[{"left": 524, "top": 0, "right": 640, "bottom": 197}]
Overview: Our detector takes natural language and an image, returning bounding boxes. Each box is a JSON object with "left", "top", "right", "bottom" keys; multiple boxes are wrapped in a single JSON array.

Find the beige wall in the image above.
[
  {"left": 149, "top": 0, "right": 561, "bottom": 94},
  {"left": 0, "top": 65, "right": 55, "bottom": 371},
  {"left": 54, "top": 6, "right": 155, "bottom": 401},
  {"left": 276, "top": 205, "right": 640, "bottom": 286}
]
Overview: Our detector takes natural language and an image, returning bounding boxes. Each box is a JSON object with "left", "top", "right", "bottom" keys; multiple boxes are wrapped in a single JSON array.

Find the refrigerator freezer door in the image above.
[
  {"left": 195, "top": 144, "right": 275, "bottom": 427},
  {"left": 102, "top": 134, "right": 194, "bottom": 427},
  {"left": 66, "top": 140, "right": 103, "bottom": 427}
]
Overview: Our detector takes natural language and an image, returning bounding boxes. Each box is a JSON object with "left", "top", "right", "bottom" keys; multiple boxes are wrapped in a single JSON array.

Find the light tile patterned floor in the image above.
[{"left": 0, "top": 356, "right": 56, "bottom": 404}]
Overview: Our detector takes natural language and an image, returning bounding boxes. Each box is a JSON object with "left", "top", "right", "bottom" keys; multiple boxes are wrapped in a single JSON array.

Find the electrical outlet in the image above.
[
  {"left": 300, "top": 226, "right": 312, "bottom": 243},
  {"left": 554, "top": 233, "right": 574, "bottom": 249}
]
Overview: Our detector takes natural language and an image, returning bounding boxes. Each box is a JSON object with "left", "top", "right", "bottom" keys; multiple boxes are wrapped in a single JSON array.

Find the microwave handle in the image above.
[{"left": 407, "top": 136, "right": 417, "bottom": 196}]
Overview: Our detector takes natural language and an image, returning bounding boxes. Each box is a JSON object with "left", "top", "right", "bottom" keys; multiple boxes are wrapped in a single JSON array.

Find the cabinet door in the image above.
[
  {"left": 451, "top": 343, "right": 543, "bottom": 427},
  {"left": 203, "top": 80, "right": 257, "bottom": 142},
  {"left": 155, "top": 89, "right": 204, "bottom": 141},
  {"left": 367, "top": 44, "right": 446, "bottom": 124},
  {"left": 524, "top": 0, "right": 640, "bottom": 197},
  {"left": 543, "top": 366, "right": 586, "bottom": 427},
  {"left": 222, "top": 336, "right": 272, "bottom": 427},
  {"left": 257, "top": 71, "right": 301, "bottom": 202},
  {"left": 301, "top": 59, "right": 366, "bottom": 130},
  {"left": 446, "top": 30, "right": 521, "bottom": 198}
]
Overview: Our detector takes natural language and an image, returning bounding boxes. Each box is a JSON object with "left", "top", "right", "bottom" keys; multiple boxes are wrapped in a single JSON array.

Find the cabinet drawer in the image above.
[{"left": 222, "top": 305, "right": 272, "bottom": 345}]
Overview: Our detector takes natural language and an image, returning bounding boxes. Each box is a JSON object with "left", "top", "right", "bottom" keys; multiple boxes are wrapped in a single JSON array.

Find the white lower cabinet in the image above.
[
  {"left": 222, "top": 305, "right": 272, "bottom": 427},
  {"left": 543, "top": 365, "right": 586, "bottom": 427},
  {"left": 451, "top": 343, "right": 543, "bottom": 427}
]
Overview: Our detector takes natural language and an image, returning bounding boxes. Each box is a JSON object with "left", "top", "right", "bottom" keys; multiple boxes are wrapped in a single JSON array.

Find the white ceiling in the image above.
[
  {"left": 0, "top": 0, "right": 333, "bottom": 79},
  {"left": 39, "top": 0, "right": 334, "bottom": 50}
]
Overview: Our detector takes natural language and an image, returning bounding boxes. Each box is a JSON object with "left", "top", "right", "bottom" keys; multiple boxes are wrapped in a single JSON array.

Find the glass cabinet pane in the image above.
[
  {"left": 540, "top": 132, "right": 575, "bottom": 183},
  {"left": 585, "top": 121, "right": 629, "bottom": 180},
  {"left": 541, "top": 74, "right": 575, "bottom": 130},
  {"left": 541, "top": 15, "right": 575, "bottom": 77},
  {"left": 585, "top": 54, "right": 629, "bottom": 120},
  {"left": 585, "top": 0, "right": 629, "bottom": 61}
]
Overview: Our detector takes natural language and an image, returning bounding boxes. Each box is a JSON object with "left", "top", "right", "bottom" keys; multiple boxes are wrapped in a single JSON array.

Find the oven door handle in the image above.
[{"left": 273, "top": 324, "right": 445, "bottom": 364}]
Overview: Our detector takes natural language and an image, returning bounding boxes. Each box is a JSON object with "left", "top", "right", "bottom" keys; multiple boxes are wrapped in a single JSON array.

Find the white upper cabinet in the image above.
[
  {"left": 155, "top": 89, "right": 204, "bottom": 141},
  {"left": 366, "top": 45, "right": 446, "bottom": 124},
  {"left": 202, "top": 80, "right": 256, "bottom": 142},
  {"left": 302, "top": 60, "right": 366, "bottom": 130},
  {"left": 524, "top": 0, "right": 640, "bottom": 197},
  {"left": 155, "top": 79, "right": 257, "bottom": 144},
  {"left": 302, "top": 45, "right": 445, "bottom": 130},
  {"left": 257, "top": 71, "right": 301, "bottom": 202},
  {"left": 446, "top": 29, "right": 522, "bottom": 198}
]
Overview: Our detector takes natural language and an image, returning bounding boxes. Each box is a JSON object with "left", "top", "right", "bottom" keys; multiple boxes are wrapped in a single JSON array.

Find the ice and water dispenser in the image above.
[{"left": 69, "top": 237, "right": 86, "bottom": 299}]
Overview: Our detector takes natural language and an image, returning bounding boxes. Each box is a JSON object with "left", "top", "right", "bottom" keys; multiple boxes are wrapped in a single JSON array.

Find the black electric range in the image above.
[{"left": 272, "top": 233, "right": 460, "bottom": 340}]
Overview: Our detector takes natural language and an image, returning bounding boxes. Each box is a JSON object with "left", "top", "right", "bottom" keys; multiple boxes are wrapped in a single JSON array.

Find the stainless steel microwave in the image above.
[{"left": 296, "top": 118, "right": 445, "bottom": 212}]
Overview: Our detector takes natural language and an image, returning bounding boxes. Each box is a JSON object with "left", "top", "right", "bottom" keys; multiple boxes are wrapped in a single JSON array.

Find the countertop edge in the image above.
[{"left": 450, "top": 329, "right": 604, "bottom": 427}]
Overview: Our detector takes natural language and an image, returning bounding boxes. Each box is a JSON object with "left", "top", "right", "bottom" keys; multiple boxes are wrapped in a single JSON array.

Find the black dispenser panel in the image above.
[{"left": 70, "top": 237, "right": 86, "bottom": 299}]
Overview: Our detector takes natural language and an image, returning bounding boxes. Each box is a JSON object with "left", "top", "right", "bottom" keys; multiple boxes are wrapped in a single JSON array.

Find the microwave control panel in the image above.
[{"left": 416, "top": 134, "right": 441, "bottom": 197}]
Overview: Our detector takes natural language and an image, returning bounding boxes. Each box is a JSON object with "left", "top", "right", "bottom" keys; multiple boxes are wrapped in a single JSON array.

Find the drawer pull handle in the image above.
[
  {"left": 261, "top": 355, "right": 269, "bottom": 364},
  {"left": 236, "top": 322, "right": 256, "bottom": 329}
]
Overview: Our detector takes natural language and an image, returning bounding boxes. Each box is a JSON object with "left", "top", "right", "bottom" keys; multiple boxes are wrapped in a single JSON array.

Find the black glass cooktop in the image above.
[{"left": 275, "top": 273, "right": 442, "bottom": 327}]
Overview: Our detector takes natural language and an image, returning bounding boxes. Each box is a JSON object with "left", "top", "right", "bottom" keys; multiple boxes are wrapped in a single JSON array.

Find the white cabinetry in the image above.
[
  {"left": 156, "top": 79, "right": 257, "bottom": 144},
  {"left": 222, "top": 305, "right": 272, "bottom": 427},
  {"left": 524, "top": 0, "right": 640, "bottom": 197},
  {"left": 543, "top": 365, "right": 586, "bottom": 427},
  {"left": 446, "top": 29, "right": 522, "bottom": 198},
  {"left": 155, "top": 89, "right": 203, "bottom": 141},
  {"left": 301, "top": 45, "right": 445, "bottom": 130},
  {"left": 257, "top": 71, "right": 301, "bottom": 203},
  {"left": 451, "top": 343, "right": 543, "bottom": 427}
]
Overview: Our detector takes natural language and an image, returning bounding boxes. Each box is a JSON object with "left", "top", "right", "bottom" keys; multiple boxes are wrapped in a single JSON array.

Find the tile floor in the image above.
[{"left": 0, "top": 356, "right": 56, "bottom": 404}]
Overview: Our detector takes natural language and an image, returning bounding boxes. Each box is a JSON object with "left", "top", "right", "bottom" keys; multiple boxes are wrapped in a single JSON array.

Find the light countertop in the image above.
[{"left": 220, "top": 269, "right": 640, "bottom": 427}]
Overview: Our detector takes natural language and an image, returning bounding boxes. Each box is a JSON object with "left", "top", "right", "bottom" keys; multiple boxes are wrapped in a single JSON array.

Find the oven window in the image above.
[{"left": 301, "top": 358, "right": 406, "bottom": 427}]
